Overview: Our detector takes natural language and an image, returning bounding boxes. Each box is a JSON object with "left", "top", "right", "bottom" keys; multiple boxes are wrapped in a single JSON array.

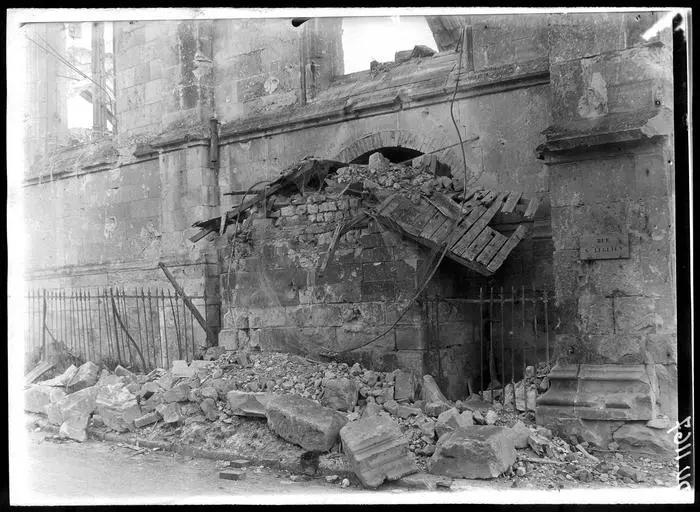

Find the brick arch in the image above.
[{"left": 332, "top": 128, "right": 462, "bottom": 172}]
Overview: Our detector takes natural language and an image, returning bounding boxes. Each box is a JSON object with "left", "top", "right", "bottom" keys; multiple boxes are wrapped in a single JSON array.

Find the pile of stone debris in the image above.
[
  {"left": 331, "top": 152, "right": 465, "bottom": 203},
  {"left": 24, "top": 351, "right": 676, "bottom": 489}
]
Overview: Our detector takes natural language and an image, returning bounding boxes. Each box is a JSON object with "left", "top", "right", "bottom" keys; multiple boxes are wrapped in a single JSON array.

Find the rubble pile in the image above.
[
  {"left": 333, "top": 152, "right": 465, "bottom": 202},
  {"left": 25, "top": 352, "right": 677, "bottom": 490}
]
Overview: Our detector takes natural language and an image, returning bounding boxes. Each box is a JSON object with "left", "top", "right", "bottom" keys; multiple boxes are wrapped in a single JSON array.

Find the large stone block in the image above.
[
  {"left": 613, "top": 422, "right": 675, "bottom": 454},
  {"left": 420, "top": 375, "right": 450, "bottom": 404},
  {"left": 24, "top": 385, "right": 55, "bottom": 414},
  {"left": 66, "top": 361, "right": 100, "bottom": 394},
  {"left": 428, "top": 426, "right": 516, "bottom": 479},
  {"left": 48, "top": 386, "right": 98, "bottom": 426},
  {"left": 320, "top": 378, "right": 358, "bottom": 412},
  {"left": 95, "top": 384, "right": 138, "bottom": 433},
  {"left": 265, "top": 394, "right": 348, "bottom": 452},
  {"left": 435, "top": 407, "right": 474, "bottom": 438},
  {"left": 340, "top": 414, "right": 418, "bottom": 488},
  {"left": 536, "top": 363, "right": 657, "bottom": 423},
  {"left": 226, "top": 390, "right": 271, "bottom": 417},
  {"left": 393, "top": 370, "right": 418, "bottom": 402},
  {"left": 59, "top": 413, "right": 90, "bottom": 442},
  {"left": 39, "top": 364, "right": 78, "bottom": 387}
]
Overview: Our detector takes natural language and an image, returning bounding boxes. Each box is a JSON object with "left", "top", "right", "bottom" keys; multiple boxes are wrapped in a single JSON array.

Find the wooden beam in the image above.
[
  {"left": 487, "top": 224, "right": 528, "bottom": 273},
  {"left": 501, "top": 191, "right": 522, "bottom": 214},
  {"left": 25, "top": 360, "right": 55, "bottom": 386},
  {"left": 158, "top": 262, "right": 213, "bottom": 345}
]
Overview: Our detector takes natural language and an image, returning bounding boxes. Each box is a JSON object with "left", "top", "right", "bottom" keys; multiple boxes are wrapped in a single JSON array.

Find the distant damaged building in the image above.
[{"left": 21, "top": 12, "right": 678, "bottom": 449}]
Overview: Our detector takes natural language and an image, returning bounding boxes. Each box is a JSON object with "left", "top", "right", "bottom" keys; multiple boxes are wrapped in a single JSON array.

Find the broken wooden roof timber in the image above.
[{"left": 190, "top": 158, "right": 538, "bottom": 277}]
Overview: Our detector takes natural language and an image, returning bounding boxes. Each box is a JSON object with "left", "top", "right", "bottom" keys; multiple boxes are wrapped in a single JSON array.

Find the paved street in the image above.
[{"left": 13, "top": 431, "right": 363, "bottom": 505}]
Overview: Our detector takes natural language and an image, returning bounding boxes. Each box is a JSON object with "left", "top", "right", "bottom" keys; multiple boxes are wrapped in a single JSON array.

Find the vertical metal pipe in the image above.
[
  {"left": 96, "top": 291, "right": 103, "bottom": 364},
  {"left": 521, "top": 285, "right": 527, "bottom": 413},
  {"left": 81, "top": 289, "right": 90, "bottom": 362},
  {"left": 76, "top": 290, "right": 84, "bottom": 361},
  {"left": 157, "top": 289, "right": 167, "bottom": 369},
  {"left": 190, "top": 299, "right": 195, "bottom": 361},
  {"left": 511, "top": 286, "right": 516, "bottom": 409},
  {"left": 110, "top": 288, "right": 122, "bottom": 365},
  {"left": 479, "top": 287, "right": 483, "bottom": 395},
  {"left": 87, "top": 290, "right": 96, "bottom": 364},
  {"left": 489, "top": 287, "right": 494, "bottom": 404},
  {"left": 169, "top": 290, "right": 182, "bottom": 360},
  {"left": 544, "top": 289, "right": 550, "bottom": 364},
  {"left": 135, "top": 288, "right": 145, "bottom": 370},
  {"left": 144, "top": 288, "right": 155, "bottom": 369},
  {"left": 41, "top": 290, "right": 47, "bottom": 358},
  {"left": 120, "top": 288, "right": 134, "bottom": 368},
  {"left": 147, "top": 289, "right": 157, "bottom": 368},
  {"left": 500, "top": 287, "right": 505, "bottom": 406},
  {"left": 103, "top": 288, "right": 113, "bottom": 363},
  {"left": 159, "top": 290, "right": 168, "bottom": 368},
  {"left": 533, "top": 284, "right": 538, "bottom": 371}
]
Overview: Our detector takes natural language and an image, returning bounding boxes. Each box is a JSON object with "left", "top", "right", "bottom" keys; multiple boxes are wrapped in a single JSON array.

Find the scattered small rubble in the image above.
[{"left": 25, "top": 352, "right": 679, "bottom": 490}]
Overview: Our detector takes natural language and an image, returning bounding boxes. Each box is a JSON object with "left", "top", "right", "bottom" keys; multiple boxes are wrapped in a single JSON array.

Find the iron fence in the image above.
[
  {"left": 427, "top": 285, "right": 553, "bottom": 413},
  {"left": 24, "top": 287, "right": 207, "bottom": 372}
]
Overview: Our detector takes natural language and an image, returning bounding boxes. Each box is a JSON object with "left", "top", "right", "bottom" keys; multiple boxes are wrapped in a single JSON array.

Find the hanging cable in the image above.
[{"left": 319, "top": 26, "right": 471, "bottom": 357}]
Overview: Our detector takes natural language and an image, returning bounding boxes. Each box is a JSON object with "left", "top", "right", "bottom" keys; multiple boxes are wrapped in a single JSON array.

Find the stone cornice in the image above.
[
  {"left": 219, "top": 57, "right": 550, "bottom": 145},
  {"left": 536, "top": 107, "right": 673, "bottom": 158}
]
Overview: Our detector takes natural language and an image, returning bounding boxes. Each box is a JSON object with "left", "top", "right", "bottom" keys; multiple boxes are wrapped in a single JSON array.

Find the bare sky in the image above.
[{"left": 341, "top": 16, "right": 437, "bottom": 74}]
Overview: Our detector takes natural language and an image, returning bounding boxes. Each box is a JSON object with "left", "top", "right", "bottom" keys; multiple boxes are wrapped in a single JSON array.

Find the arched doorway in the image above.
[{"left": 350, "top": 146, "right": 423, "bottom": 165}]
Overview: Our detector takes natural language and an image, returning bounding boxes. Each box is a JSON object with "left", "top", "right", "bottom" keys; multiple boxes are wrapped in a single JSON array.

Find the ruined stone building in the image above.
[{"left": 22, "top": 12, "right": 678, "bottom": 446}]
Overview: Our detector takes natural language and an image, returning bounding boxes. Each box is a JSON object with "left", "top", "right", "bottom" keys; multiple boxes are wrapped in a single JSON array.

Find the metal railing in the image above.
[
  {"left": 427, "top": 285, "right": 553, "bottom": 412},
  {"left": 24, "top": 287, "right": 207, "bottom": 372}
]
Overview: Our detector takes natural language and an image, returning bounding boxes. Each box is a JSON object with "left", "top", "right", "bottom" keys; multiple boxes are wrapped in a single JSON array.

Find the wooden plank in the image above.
[
  {"left": 450, "top": 205, "right": 488, "bottom": 252},
  {"left": 452, "top": 192, "right": 507, "bottom": 254},
  {"left": 487, "top": 224, "right": 529, "bottom": 272},
  {"left": 387, "top": 199, "right": 435, "bottom": 232},
  {"left": 476, "top": 230, "right": 509, "bottom": 266},
  {"left": 501, "top": 191, "right": 522, "bottom": 214},
  {"left": 419, "top": 212, "right": 449, "bottom": 240},
  {"left": 462, "top": 227, "right": 496, "bottom": 261},
  {"left": 426, "top": 192, "right": 462, "bottom": 221},
  {"left": 375, "top": 193, "right": 400, "bottom": 216},
  {"left": 25, "top": 360, "right": 55, "bottom": 386},
  {"left": 432, "top": 217, "right": 460, "bottom": 247},
  {"left": 480, "top": 190, "right": 496, "bottom": 205},
  {"left": 524, "top": 197, "right": 540, "bottom": 219}
]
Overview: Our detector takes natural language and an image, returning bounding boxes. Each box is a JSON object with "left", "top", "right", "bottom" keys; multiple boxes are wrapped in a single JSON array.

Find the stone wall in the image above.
[{"left": 537, "top": 11, "right": 677, "bottom": 432}]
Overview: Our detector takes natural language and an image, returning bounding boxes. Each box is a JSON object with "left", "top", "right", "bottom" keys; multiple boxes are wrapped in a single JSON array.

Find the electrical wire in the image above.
[
  {"left": 320, "top": 26, "right": 471, "bottom": 357},
  {"left": 25, "top": 33, "right": 116, "bottom": 111}
]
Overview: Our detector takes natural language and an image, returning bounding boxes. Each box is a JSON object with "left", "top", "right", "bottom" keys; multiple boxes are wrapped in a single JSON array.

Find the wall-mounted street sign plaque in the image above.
[{"left": 580, "top": 232, "right": 629, "bottom": 260}]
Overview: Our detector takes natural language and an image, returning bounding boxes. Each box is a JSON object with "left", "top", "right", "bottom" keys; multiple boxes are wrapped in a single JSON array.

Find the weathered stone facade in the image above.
[{"left": 22, "top": 13, "right": 677, "bottom": 431}]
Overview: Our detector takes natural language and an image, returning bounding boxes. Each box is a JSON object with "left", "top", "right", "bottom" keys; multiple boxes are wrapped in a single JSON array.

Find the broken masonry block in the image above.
[
  {"left": 265, "top": 394, "right": 348, "bottom": 452},
  {"left": 503, "top": 420, "right": 531, "bottom": 449},
  {"left": 612, "top": 423, "right": 675, "bottom": 454},
  {"left": 219, "top": 469, "right": 246, "bottom": 481},
  {"left": 339, "top": 414, "right": 418, "bottom": 488},
  {"left": 420, "top": 375, "right": 449, "bottom": 404},
  {"left": 156, "top": 402, "right": 183, "bottom": 424},
  {"left": 24, "top": 384, "right": 57, "bottom": 414},
  {"left": 228, "top": 459, "right": 252, "bottom": 468},
  {"left": 428, "top": 426, "right": 516, "bottom": 479},
  {"left": 424, "top": 401, "right": 451, "bottom": 418},
  {"left": 134, "top": 411, "right": 161, "bottom": 428},
  {"left": 66, "top": 361, "right": 100, "bottom": 394},
  {"left": 96, "top": 384, "right": 139, "bottom": 433},
  {"left": 39, "top": 364, "right": 78, "bottom": 387},
  {"left": 200, "top": 398, "right": 219, "bottom": 421},
  {"left": 321, "top": 378, "right": 359, "bottom": 412},
  {"left": 435, "top": 408, "right": 474, "bottom": 438},
  {"left": 171, "top": 360, "right": 196, "bottom": 379},
  {"left": 59, "top": 412, "right": 90, "bottom": 442},
  {"left": 393, "top": 370, "right": 418, "bottom": 402},
  {"left": 226, "top": 390, "right": 271, "bottom": 418},
  {"left": 49, "top": 386, "right": 98, "bottom": 426},
  {"left": 163, "top": 383, "right": 191, "bottom": 403}
]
